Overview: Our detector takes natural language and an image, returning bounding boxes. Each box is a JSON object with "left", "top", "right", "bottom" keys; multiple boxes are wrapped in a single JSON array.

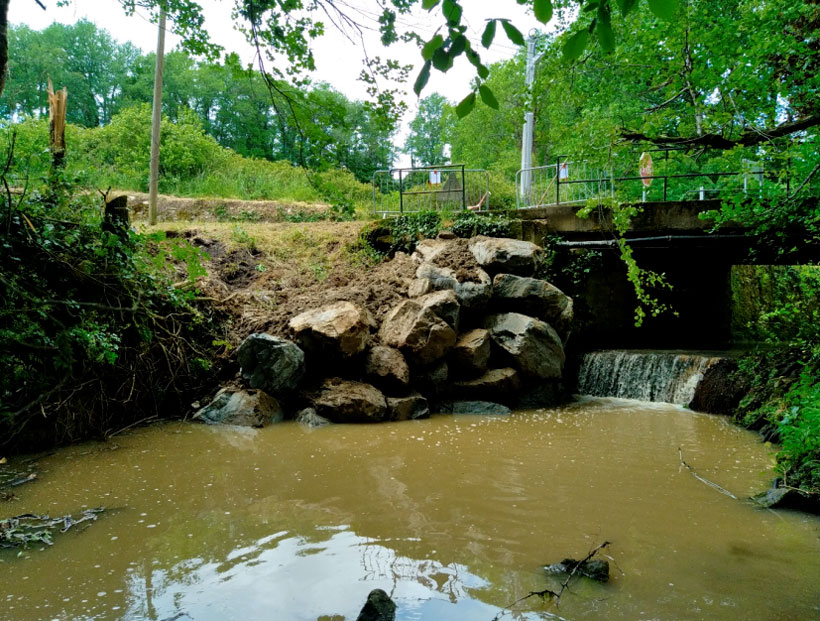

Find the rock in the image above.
[
  {"left": 388, "top": 393, "right": 430, "bottom": 421},
  {"left": 415, "top": 262, "right": 492, "bottom": 311},
  {"left": 437, "top": 229, "right": 457, "bottom": 240},
  {"left": 485, "top": 312, "right": 565, "bottom": 380},
  {"left": 688, "top": 358, "right": 747, "bottom": 415},
  {"left": 492, "top": 273, "right": 571, "bottom": 325},
  {"left": 408, "top": 277, "right": 433, "bottom": 298},
  {"left": 449, "top": 401, "right": 511, "bottom": 416},
  {"left": 312, "top": 378, "right": 388, "bottom": 424},
  {"left": 449, "top": 328, "right": 491, "bottom": 377},
  {"left": 289, "top": 301, "right": 370, "bottom": 357},
  {"left": 365, "top": 346, "right": 411, "bottom": 392},
  {"left": 450, "top": 368, "right": 520, "bottom": 402},
  {"left": 469, "top": 236, "right": 542, "bottom": 276},
  {"left": 518, "top": 382, "right": 565, "bottom": 408},
  {"left": 379, "top": 300, "right": 456, "bottom": 365},
  {"left": 194, "top": 388, "right": 283, "bottom": 427},
  {"left": 355, "top": 589, "right": 396, "bottom": 621},
  {"left": 751, "top": 483, "right": 819, "bottom": 512},
  {"left": 553, "top": 297, "right": 574, "bottom": 345},
  {"left": 295, "top": 407, "right": 331, "bottom": 428},
  {"left": 412, "top": 238, "right": 452, "bottom": 263},
  {"left": 545, "top": 558, "right": 610, "bottom": 583},
  {"left": 416, "top": 360, "right": 449, "bottom": 397},
  {"left": 417, "top": 289, "right": 460, "bottom": 331},
  {"left": 237, "top": 333, "right": 305, "bottom": 394}
]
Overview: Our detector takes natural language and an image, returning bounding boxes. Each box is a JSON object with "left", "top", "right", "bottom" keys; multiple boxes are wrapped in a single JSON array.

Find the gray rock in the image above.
[
  {"left": 237, "top": 333, "right": 305, "bottom": 394},
  {"left": 492, "top": 273, "right": 571, "bottom": 325},
  {"left": 388, "top": 393, "right": 430, "bottom": 421},
  {"left": 417, "top": 289, "right": 460, "bottom": 331},
  {"left": 312, "top": 378, "right": 388, "bottom": 424},
  {"left": 553, "top": 297, "right": 574, "bottom": 345},
  {"left": 486, "top": 312, "right": 565, "bottom": 380},
  {"left": 365, "top": 346, "right": 411, "bottom": 391},
  {"left": 295, "top": 407, "right": 331, "bottom": 428},
  {"left": 469, "top": 236, "right": 542, "bottom": 276},
  {"left": 545, "top": 558, "right": 610, "bottom": 583},
  {"left": 194, "top": 388, "right": 283, "bottom": 427},
  {"left": 416, "top": 360, "right": 449, "bottom": 397},
  {"left": 412, "top": 238, "right": 452, "bottom": 263},
  {"left": 415, "top": 262, "right": 492, "bottom": 311},
  {"left": 356, "top": 589, "right": 396, "bottom": 621},
  {"left": 379, "top": 300, "right": 456, "bottom": 365},
  {"left": 408, "top": 277, "right": 433, "bottom": 298},
  {"left": 450, "top": 368, "right": 520, "bottom": 402},
  {"left": 449, "top": 328, "right": 491, "bottom": 377},
  {"left": 289, "top": 301, "right": 370, "bottom": 357},
  {"left": 750, "top": 485, "right": 818, "bottom": 512},
  {"left": 449, "top": 401, "right": 511, "bottom": 416},
  {"left": 518, "top": 382, "right": 565, "bottom": 408}
]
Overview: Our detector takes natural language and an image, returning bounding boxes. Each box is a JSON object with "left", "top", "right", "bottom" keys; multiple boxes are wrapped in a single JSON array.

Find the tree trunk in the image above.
[{"left": 0, "top": 0, "right": 10, "bottom": 99}]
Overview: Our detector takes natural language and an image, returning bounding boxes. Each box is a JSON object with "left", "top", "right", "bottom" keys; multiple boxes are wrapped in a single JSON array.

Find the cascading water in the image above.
[{"left": 576, "top": 350, "right": 723, "bottom": 405}]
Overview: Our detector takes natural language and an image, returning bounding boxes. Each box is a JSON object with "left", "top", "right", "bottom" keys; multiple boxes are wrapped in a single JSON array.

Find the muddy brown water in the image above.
[{"left": 2, "top": 397, "right": 819, "bottom": 620}]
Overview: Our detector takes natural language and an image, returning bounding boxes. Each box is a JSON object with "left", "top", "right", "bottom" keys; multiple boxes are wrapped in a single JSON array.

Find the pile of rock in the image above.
[{"left": 195, "top": 235, "right": 573, "bottom": 427}]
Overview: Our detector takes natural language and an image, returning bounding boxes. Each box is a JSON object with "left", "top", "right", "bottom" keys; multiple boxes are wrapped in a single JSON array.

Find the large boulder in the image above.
[
  {"left": 417, "top": 289, "right": 460, "bottom": 331},
  {"left": 379, "top": 300, "right": 456, "bottom": 365},
  {"left": 450, "top": 368, "right": 520, "bottom": 402},
  {"left": 553, "top": 297, "right": 574, "bottom": 345},
  {"left": 387, "top": 393, "right": 430, "bottom": 421},
  {"left": 356, "top": 589, "right": 396, "bottom": 621},
  {"left": 289, "top": 301, "right": 370, "bottom": 357},
  {"left": 469, "top": 236, "right": 542, "bottom": 276},
  {"left": 365, "top": 346, "right": 411, "bottom": 392},
  {"left": 415, "top": 262, "right": 492, "bottom": 311},
  {"left": 194, "top": 388, "right": 283, "bottom": 427},
  {"left": 492, "top": 274, "right": 571, "bottom": 325},
  {"left": 449, "top": 328, "right": 491, "bottom": 377},
  {"left": 312, "top": 378, "right": 388, "bottom": 423},
  {"left": 237, "top": 333, "right": 305, "bottom": 394},
  {"left": 485, "top": 313, "right": 565, "bottom": 380}
]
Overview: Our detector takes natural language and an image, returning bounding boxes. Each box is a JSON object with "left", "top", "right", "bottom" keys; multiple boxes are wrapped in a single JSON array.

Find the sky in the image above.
[{"left": 9, "top": 0, "right": 549, "bottom": 162}]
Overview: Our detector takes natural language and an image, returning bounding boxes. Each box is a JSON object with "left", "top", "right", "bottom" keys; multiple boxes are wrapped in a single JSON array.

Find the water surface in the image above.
[{"left": 2, "top": 398, "right": 819, "bottom": 620}]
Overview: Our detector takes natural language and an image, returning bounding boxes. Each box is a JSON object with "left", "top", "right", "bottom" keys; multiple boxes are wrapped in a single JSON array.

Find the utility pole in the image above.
[
  {"left": 148, "top": 6, "right": 167, "bottom": 226},
  {"left": 519, "top": 33, "right": 544, "bottom": 205}
]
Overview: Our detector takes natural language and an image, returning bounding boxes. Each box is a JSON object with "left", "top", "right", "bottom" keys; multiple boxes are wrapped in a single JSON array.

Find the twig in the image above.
[{"left": 678, "top": 448, "right": 737, "bottom": 499}]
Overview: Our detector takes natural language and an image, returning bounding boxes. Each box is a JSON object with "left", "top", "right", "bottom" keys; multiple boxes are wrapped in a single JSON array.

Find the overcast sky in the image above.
[{"left": 10, "top": 0, "right": 550, "bottom": 161}]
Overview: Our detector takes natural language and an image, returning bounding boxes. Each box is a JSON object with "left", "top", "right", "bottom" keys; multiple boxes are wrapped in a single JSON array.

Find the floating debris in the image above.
[{"left": 0, "top": 508, "right": 105, "bottom": 550}]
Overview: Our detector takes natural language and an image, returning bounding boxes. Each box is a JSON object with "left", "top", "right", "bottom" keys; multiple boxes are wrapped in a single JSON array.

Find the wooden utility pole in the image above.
[
  {"left": 148, "top": 7, "right": 167, "bottom": 226},
  {"left": 47, "top": 79, "right": 67, "bottom": 169}
]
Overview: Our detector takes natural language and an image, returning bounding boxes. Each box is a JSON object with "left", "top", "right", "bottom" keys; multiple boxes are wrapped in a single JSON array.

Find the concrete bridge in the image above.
[{"left": 503, "top": 199, "right": 820, "bottom": 349}]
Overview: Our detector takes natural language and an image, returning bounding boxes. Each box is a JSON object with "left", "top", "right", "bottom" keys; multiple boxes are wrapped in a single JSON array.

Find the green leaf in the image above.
[
  {"left": 422, "top": 0, "right": 440, "bottom": 9},
  {"left": 597, "top": 7, "right": 614, "bottom": 52},
  {"left": 647, "top": 0, "right": 679, "bottom": 20},
  {"left": 456, "top": 92, "right": 476, "bottom": 118},
  {"left": 442, "top": 0, "right": 463, "bottom": 25},
  {"left": 481, "top": 20, "right": 497, "bottom": 48},
  {"left": 562, "top": 29, "right": 589, "bottom": 61},
  {"left": 615, "top": 0, "right": 637, "bottom": 16},
  {"left": 501, "top": 20, "right": 525, "bottom": 46},
  {"left": 479, "top": 84, "right": 499, "bottom": 109},
  {"left": 432, "top": 47, "right": 452, "bottom": 71},
  {"left": 477, "top": 64, "right": 490, "bottom": 79},
  {"left": 413, "top": 61, "right": 431, "bottom": 96},
  {"left": 451, "top": 34, "right": 467, "bottom": 57},
  {"left": 422, "top": 34, "right": 444, "bottom": 60},
  {"left": 534, "top": 0, "right": 553, "bottom": 24}
]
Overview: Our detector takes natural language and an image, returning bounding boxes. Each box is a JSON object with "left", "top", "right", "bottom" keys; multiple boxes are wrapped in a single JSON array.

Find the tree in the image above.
[{"left": 404, "top": 94, "right": 452, "bottom": 167}]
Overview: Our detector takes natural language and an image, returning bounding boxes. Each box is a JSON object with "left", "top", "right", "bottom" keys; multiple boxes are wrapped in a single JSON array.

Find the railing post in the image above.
[
  {"left": 663, "top": 149, "right": 669, "bottom": 201},
  {"left": 461, "top": 164, "right": 466, "bottom": 211},
  {"left": 399, "top": 169, "right": 404, "bottom": 214},
  {"left": 556, "top": 156, "right": 561, "bottom": 205}
]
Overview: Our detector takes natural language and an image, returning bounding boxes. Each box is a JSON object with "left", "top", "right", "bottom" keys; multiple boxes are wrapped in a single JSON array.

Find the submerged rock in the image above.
[
  {"left": 751, "top": 484, "right": 819, "bottom": 512},
  {"left": 486, "top": 312, "right": 565, "bottom": 380},
  {"left": 544, "top": 558, "right": 610, "bottom": 583},
  {"left": 448, "top": 401, "right": 511, "bottom": 416},
  {"left": 355, "top": 588, "right": 396, "bottom": 621},
  {"left": 469, "top": 236, "right": 541, "bottom": 276},
  {"left": 450, "top": 368, "right": 520, "bottom": 402},
  {"left": 194, "top": 388, "right": 283, "bottom": 427},
  {"left": 387, "top": 393, "right": 430, "bottom": 421},
  {"left": 492, "top": 273, "right": 571, "bottom": 325},
  {"left": 379, "top": 300, "right": 456, "bottom": 365},
  {"left": 312, "top": 378, "right": 388, "bottom": 424},
  {"left": 365, "top": 346, "right": 411, "bottom": 392},
  {"left": 294, "top": 407, "right": 331, "bottom": 428},
  {"left": 237, "top": 333, "right": 305, "bottom": 394},
  {"left": 289, "top": 301, "right": 370, "bottom": 357}
]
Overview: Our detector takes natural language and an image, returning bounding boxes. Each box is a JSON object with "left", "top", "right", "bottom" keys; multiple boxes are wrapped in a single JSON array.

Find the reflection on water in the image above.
[{"left": 2, "top": 397, "right": 820, "bottom": 620}]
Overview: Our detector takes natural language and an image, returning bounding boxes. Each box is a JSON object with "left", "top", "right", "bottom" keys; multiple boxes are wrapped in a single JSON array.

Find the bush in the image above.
[
  {"left": 389, "top": 211, "right": 441, "bottom": 252},
  {"left": 451, "top": 210, "right": 512, "bottom": 238},
  {"left": 775, "top": 371, "right": 820, "bottom": 494}
]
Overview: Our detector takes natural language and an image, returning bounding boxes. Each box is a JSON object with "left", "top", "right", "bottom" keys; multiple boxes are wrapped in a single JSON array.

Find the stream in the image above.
[{"left": 1, "top": 397, "right": 819, "bottom": 620}]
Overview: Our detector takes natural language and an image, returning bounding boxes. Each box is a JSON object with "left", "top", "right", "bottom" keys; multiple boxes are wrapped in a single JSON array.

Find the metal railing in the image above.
[
  {"left": 372, "top": 165, "right": 490, "bottom": 216},
  {"left": 516, "top": 158, "right": 613, "bottom": 209}
]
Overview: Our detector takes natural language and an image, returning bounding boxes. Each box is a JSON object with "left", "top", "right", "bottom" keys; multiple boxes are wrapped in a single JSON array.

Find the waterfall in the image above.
[{"left": 576, "top": 350, "right": 723, "bottom": 405}]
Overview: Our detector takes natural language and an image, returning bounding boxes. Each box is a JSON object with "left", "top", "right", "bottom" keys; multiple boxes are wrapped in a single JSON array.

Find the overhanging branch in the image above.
[{"left": 620, "top": 114, "right": 820, "bottom": 149}]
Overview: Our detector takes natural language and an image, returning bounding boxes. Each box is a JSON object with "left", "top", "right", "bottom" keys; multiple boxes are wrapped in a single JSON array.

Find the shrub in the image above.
[
  {"left": 390, "top": 210, "right": 441, "bottom": 252},
  {"left": 451, "top": 210, "right": 512, "bottom": 238}
]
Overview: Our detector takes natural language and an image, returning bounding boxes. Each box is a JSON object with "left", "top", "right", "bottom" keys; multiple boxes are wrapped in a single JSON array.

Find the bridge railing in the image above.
[
  {"left": 516, "top": 159, "right": 614, "bottom": 209},
  {"left": 372, "top": 165, "right": 490, "bottom": 216}
]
